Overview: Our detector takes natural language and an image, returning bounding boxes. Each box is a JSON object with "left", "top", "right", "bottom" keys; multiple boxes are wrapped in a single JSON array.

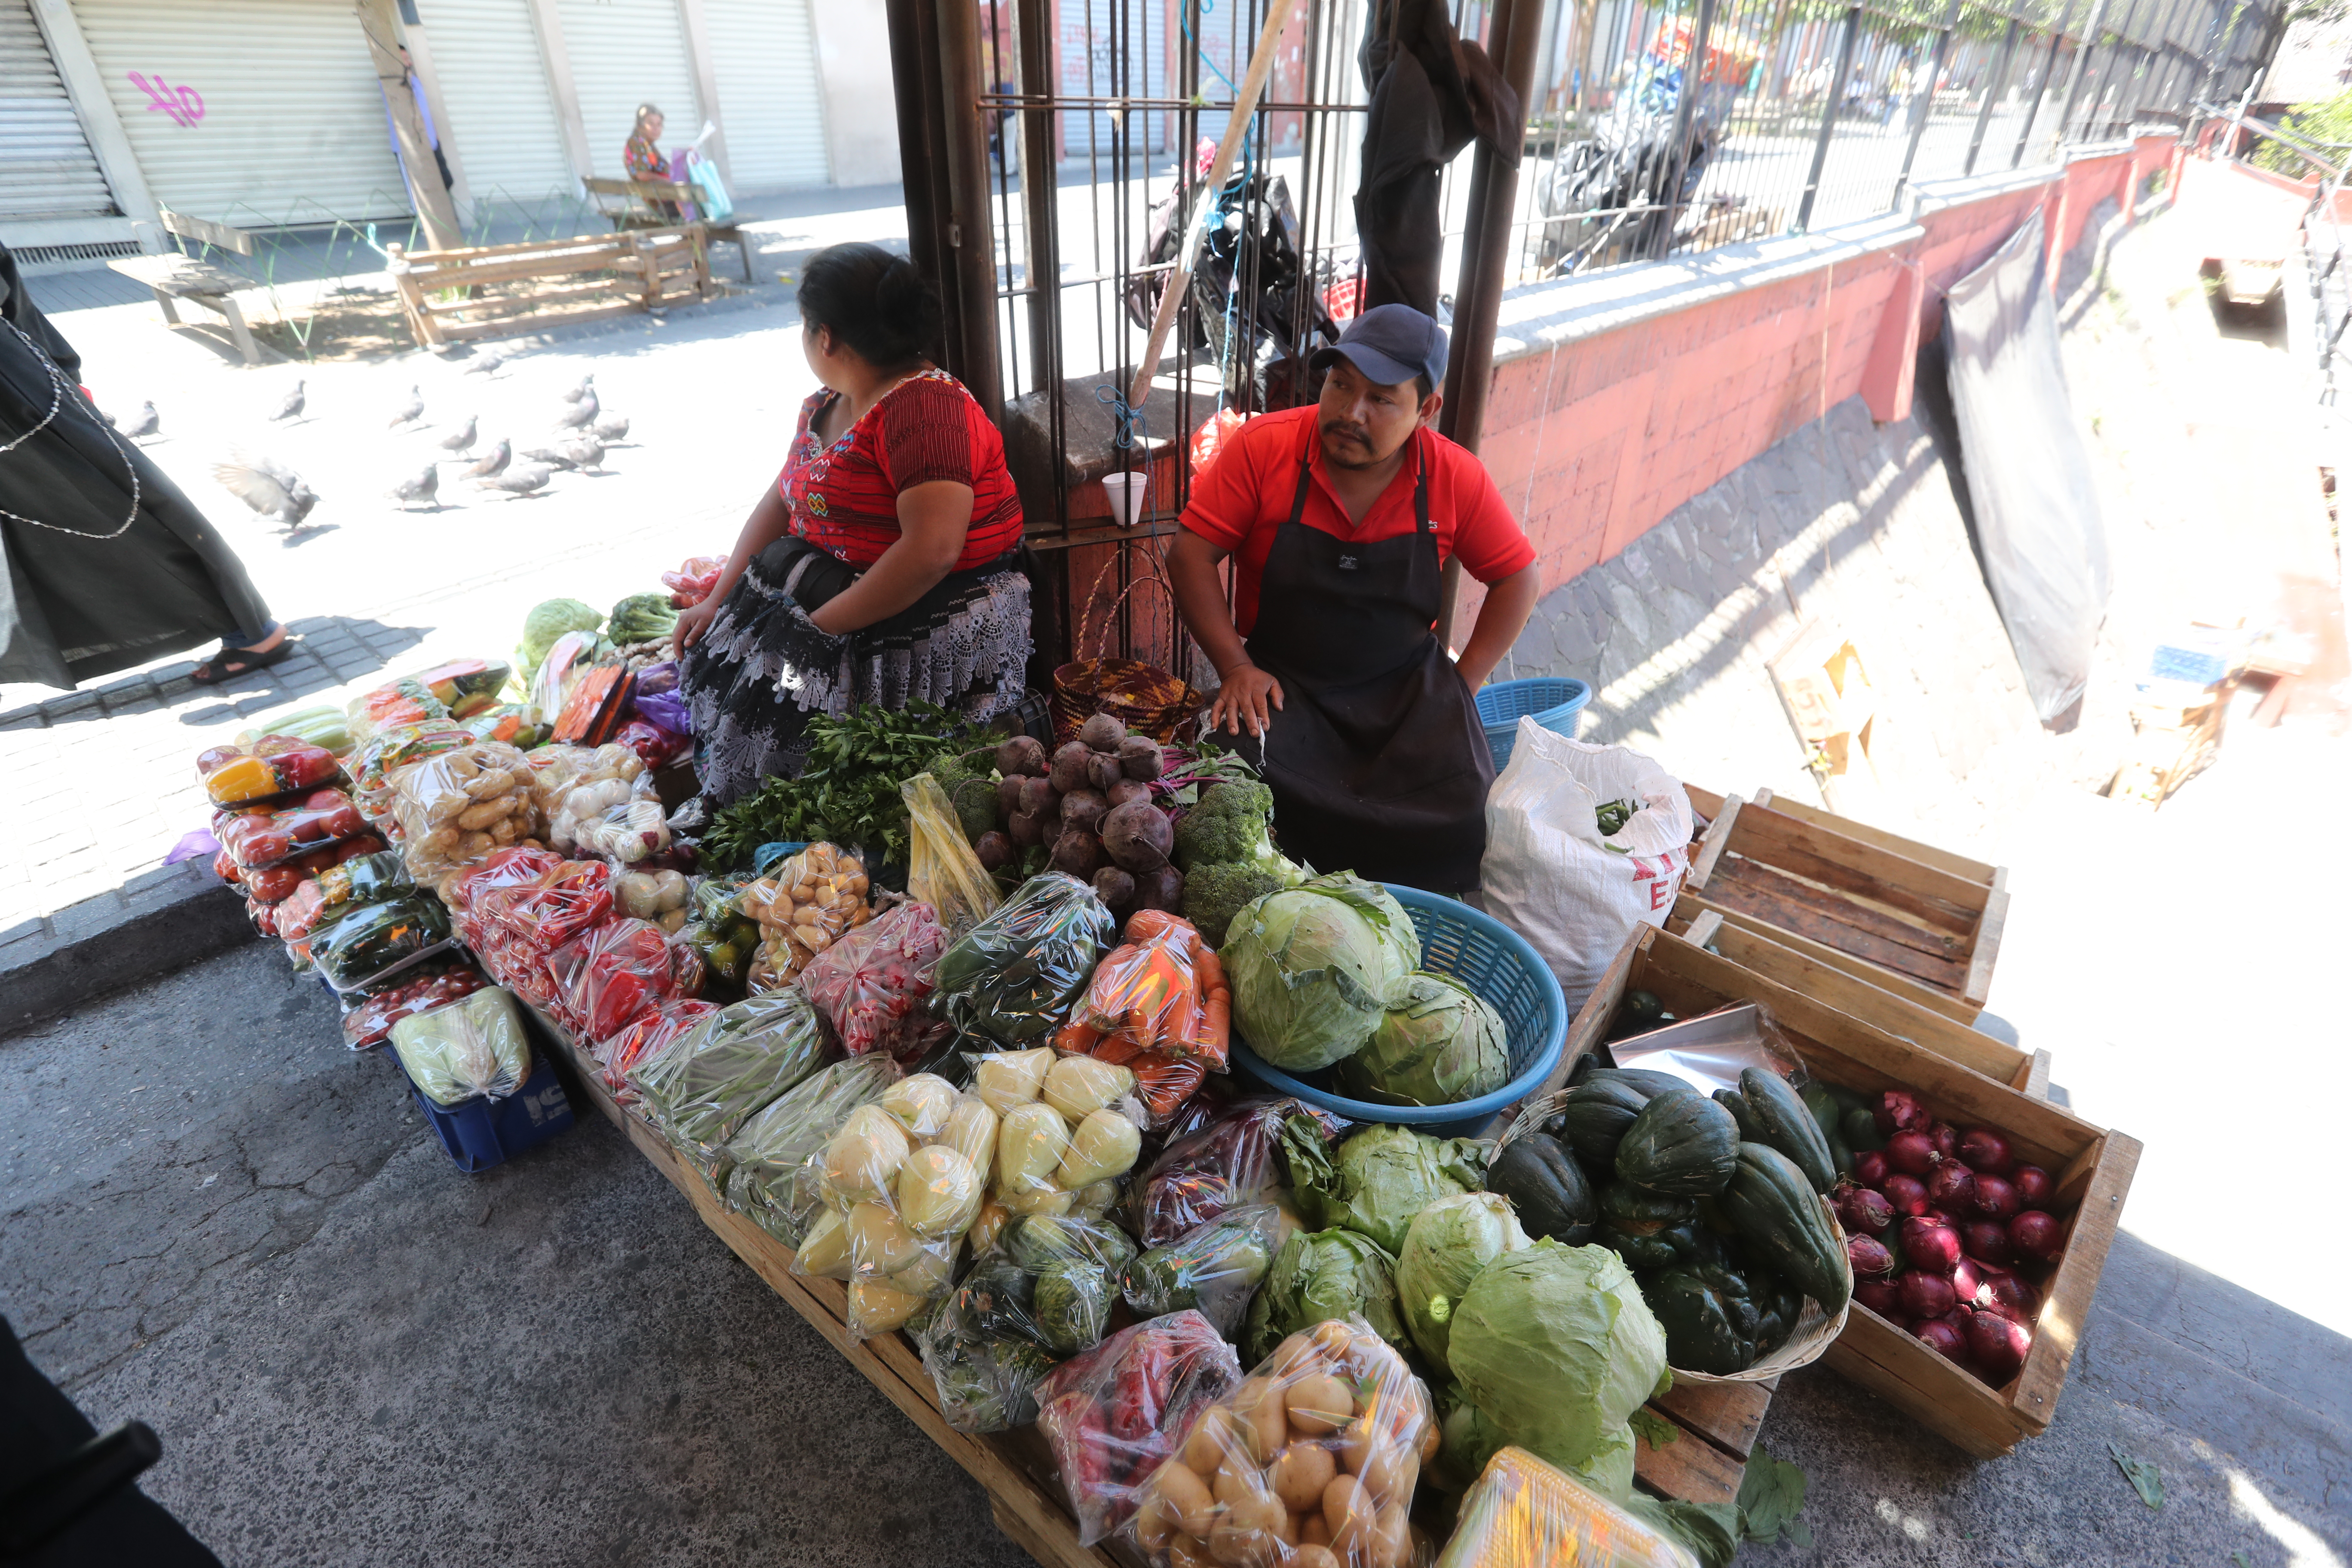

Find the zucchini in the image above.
[
  {"left": 1801, "top": 1083, "right": 1854, "bottom": 1179},
  {"left": 1718, "top": 1142, "right": 1851, "bottom": 1312},
  {"left": 1616, "top": 1090, "right": 1741, "bottom": 1197},
  {"left": 1740, "top": 1069, "right": 1838, "bottom": 1194}
]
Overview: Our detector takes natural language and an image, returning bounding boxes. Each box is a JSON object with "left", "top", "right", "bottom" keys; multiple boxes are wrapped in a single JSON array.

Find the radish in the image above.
[
  {"left": 1875, "top": 1089, "right": 1929, "bottom": 1136},
  {"left": 2009, "top": 1210, "right": 2065, "bottom": 1263},
  {"left": 1854, "top": 1150, "right": 1890, "bottom": 1188},
  {"left": 1886, "top": 1130, "right": 1937, "bottom": 1177},
  {"left": 1901, "top": 1216, "right": 1962, "bottom": 1274},
  {"left": 2012, "top": 1164, "right": 2055, "bottom": 1207},
  {"left": 1958, "top": 1127, "right": 2013, "bottom": 1174},
  {"left": 1971, "top": 1173, "right": 2021, "bottom": 1220},
  {"left": 1967, "top": 1306, "right": 2034, "bottom": 1381},
  {"left": 1883, "top": 1174, "right": 1930, "bottom": 1217}
]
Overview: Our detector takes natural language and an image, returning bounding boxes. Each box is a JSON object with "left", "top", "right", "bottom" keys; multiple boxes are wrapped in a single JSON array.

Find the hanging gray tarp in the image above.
[{"left": 1942, "top": 207, "right": 2111, "bottom": 723}]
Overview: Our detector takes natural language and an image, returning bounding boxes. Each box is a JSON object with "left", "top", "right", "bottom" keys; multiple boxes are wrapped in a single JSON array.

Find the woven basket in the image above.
[
  {"left": 1494, "top": 1087, "right": 1853, "bottom": 1385},
  {"left": 1051, "top": 551, "right": 1207, "bottom": 745}
]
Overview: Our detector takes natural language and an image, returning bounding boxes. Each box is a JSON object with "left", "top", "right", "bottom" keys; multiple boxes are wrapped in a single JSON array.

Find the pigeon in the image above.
[
  {"left": 520, "top": 444, "right": 578, "bottom": 471},
  {"left": 214, "top": 451, "right": 319, "bottom": 529},
  {"left": 554, "top": 389, "right": 598, "bottom": 431},
  {"left": 592, "top": 414, "right": 630, "bottom": 442},
  {"left": 386, "top": 463, "right": 441, "bottom": 510},
  {"left": 463, "top": 438, "right": 512, "bottom": 480},
  {"left": 559, "top": 373, "right": 595, "bottom": 403},
  {"left": 108, "top": 401, "right": 160, "bottom": 439},
  {"left": 269, "top": 380, "right": 306, "bottom": 422},
  {"left": 475, "top": 462, "right": 552, "bottom": 498},
  {"left": 462, "top": 348, "right": 510, "bottom": 377},
  {"left": 436, "top": 415, "right": 478, "bottom": 457},
  {"left": 388, "top": 386, "right": 424, "bottom": 429},
  {"left": 561, "top": 435, "right": 606, "bottom": 472}
]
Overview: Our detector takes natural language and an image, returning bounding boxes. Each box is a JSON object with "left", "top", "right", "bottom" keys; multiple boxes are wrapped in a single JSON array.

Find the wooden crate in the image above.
[
  {"left": 1683, "top": 785, "right": 2009, "bottom": 1020},
  {"left": 1665, "top": 898, "right": 2051, "bottom": 1101},
  {"left": 523, "top": 1011, "right": 1773, "bottom": 1565},
  {"left": 1550, "top": 926, "right": 2139, "bottom": 1458},
  {"left": 385, "top": 227, "right": 713, "bottom": 348}
]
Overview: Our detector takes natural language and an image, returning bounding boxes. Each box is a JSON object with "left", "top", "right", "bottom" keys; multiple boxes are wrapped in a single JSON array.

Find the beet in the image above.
[
  {"left": 1854, "top": 1151, "right": 1890, "bottom": 1189},
  {"left": 1093, "top": 866, "right": 1137, "bottom": 913},
  {"left": 1079, "top": 713, "right": 1127, "bottom": 753},
  {"left": 1847, "top": 1235, "right": 1896, "bottom": 1277},
  {"left": 1133, "top": 863, "right": 1184, "bottom": 913},
  {"left": 1875, "top": 1089, "right": 1929, "bottom": 1136},
  {"left": 1885, "top": 1130, "right": 1937, "bottom": 1177},
  {"left": 1901, "top": 1216, "right": 1961, "bottom": 1274},
  {"left": 1966, "top": 1306, "right": 2033, "bottom": 1381},
  {"left": 1960, "top": 1219, "right": 2014, "bottom": 1266},
  {"left": 1957, "top": 1127, "right": 2013, "bottom": 1175},
  {"left": 1833, "top": 1185, "right": 1894, "bottom": 1235},
  {"left": 1008, "top": 809, "right": 1046, "bottom": 847},
  {"left": 1050, "top": 741, "right": 1095, "bottom": 794},
  {"left": 1929, "top": 1121, "right": 1960, "bottom": 1160},
  {"left": 1882, "top": 1174, "right": 1929, "bottom": 1217},
  {"left": 1106, "top": 778, "right": 1153, "bottom": 809},
  {"left": 1971, "top": 1173, "right": 2021, "bottom": 1220},
  {"left": 974, "top": 830, "right": 1014, "bottom": 871},
  {"left": 995, "top": 734, "right": 1047, "bottom": 778},
  {"left": 1899, "top": 1269, "right": 1957, "bottom": 1320},
  {"left": 1085, "top": 752, "right": 1124, "bottom": 794},
  {"left": 1118, "top": 735, "right": 1165, "bottom": 781},
  {"left": 1914, "top": 1315, "right": 1970, "bottom": 1362},
  {"left": 1019, "top": 776, "right": 1059, "bottom": 818},
  {"left": 1925, "top": 1161, "right": 1977, "bottom": 1213},
  {"left": 1049, "top": 828, "right": 1102, "bottom": 879},
  {"left": 2008, "top": 1210, "right": 2064, "bottom": 1263},
  {"left": 1854, "top": 1279, "right": 1905, "bottom": 1317},
  {"left": 2012, "top": 1164, "right": 2055, "bottom": 1207},
  {"left": 1101, "top": 799, "right": 1174, "bottom": 873},
  {"left": 1060, "top": 788, "right": 1109, "bottom": 833}
]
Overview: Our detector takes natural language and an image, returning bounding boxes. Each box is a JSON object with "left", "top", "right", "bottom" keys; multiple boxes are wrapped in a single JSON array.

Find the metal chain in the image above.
[{"left": 0, "top": 317, "right": 142, "bottom": 539}]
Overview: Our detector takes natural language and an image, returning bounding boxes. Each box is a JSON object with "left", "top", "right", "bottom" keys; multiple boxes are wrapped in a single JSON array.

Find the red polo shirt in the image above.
[{"left": 1179, "top": 406, "right": 1534, "bottom": 636}]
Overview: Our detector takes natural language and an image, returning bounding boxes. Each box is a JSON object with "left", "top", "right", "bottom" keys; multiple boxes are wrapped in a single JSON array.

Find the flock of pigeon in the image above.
[{"left": 117, "top": 346, "right": 636, "bottom": 534}]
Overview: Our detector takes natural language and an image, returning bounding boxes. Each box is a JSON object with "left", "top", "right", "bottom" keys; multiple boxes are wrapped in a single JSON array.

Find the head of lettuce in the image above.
[{"left": 1224, "top": 872, "right": 1419, "bottom": 1072}]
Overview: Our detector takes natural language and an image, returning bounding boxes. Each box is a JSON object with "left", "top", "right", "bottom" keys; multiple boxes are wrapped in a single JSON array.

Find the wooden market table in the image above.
[{"left": 525, "top": 1015, "right": 1776, "bottom": 1565}]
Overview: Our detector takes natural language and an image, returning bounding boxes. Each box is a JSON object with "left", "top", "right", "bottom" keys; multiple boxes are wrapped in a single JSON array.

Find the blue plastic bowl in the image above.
[
  {"left": 1230, "top": 884, "right": 1567, "bottom": 1139},
  {"left": 1474, "top": 677, "right": 1592, "bottom": 772}
]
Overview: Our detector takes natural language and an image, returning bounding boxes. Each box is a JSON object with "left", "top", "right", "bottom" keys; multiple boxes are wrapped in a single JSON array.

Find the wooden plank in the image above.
[
  {"left": 433, "top": 301, "right": 647, "bottom": 342},
  {"left": 1730, "top": 803, "right": 1985, "bottom": 931},
  {"left": 1652, "top": 1378, "right": 1775, "bottom": 1461},
  {"left": 2022, "top": 1048, "right": 2052, "bottom": 1101},
  {"left": 1704, "top": 858, "right": 1970, "bottom": 985},
  {"left": 1681, "top": 908, "right": 1725, "bottom": 949},
  {"left": 159, "top": 206, "right": 254, "bottom": 255},
  {"left": 1683, "top": 784, "right": 1729, "bottom": 822},
  {"left": 1751, "top": 787, "right": 1998, "bottom": 885},
  {"left": 1963, "top": 873, "right": 2011, "bottom": 1007},
  {"left": 427, "top": 281, "right": 636, "bottom": 321},
  {"left": 1633, "top": 1416, "right": 1747, "bottom": 1503},
  {"left": 2011, "top": 1131, "right": 2140, "bottom": 1431},
  {"left": 1671, "top": 893, "right": 1980, "bottom": 1024},
  {"left": 1685, "top": 794, "right": 1742, "bottom": 891},
  {"left": 408, "top": 249, "right": 634, "bottom": 291}
]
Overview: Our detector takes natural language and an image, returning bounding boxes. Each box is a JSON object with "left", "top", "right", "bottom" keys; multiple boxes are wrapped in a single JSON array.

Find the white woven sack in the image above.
[{"left": 1480, "top": 720, "right": 1694, "bottom": 1018}]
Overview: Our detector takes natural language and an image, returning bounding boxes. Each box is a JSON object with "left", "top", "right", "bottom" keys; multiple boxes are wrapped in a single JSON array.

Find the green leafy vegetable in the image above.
[
  {"left": 1222, "top": 871, "right": 1420, "bottom": 1072},
  {"left": 1396, "top": 1191, "right": 1530, "bottom": 1376},
  {"left": 1242, "top": 1227, "right": 1407, "bottom": 1363},
  {"left": 2109, "top": 1442, "right": 2165, "bottom": 1510},
  {"left": 1629, "top": 1408, "right": 1678, "bottom": 1449},
  {"left": 705, "top": 700, "right": 977, "bottom": 868},
  {"left": 1626, "top": 1497, "right": 1740, "bottom": 1568},
  {"left": 1735, "top": 1446, "right": 1813, "bottom": 1545},
  {"left": 517, "top": 598, "right": 603, "bottom": 681},
  {"left": 1287, "top": 1121, "right": 1486, "bottom": 1254},
  {"left": 629, "top": 989, "right": 835, "bottom": 1173},
  {"left": 1340, "top": 971, "right": 1510, "bottom": 1107},
  {"left": 608, "top": 592, "right": 680, "bottom": 645}
]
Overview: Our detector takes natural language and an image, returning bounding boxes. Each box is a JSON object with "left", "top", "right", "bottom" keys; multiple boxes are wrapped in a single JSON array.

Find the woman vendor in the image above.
[
  {"left": 675, "top": 242, "right": 1032, "bottom": 809},
  {"left": 1166, "top": 304, "right": 1540, "bottom": 891}
]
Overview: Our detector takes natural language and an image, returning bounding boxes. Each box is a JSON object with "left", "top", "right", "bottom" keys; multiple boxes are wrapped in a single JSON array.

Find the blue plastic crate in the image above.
[
  {"left": 402, "top": 1050, "right": 576, "bottom": 1174},
  {"left": 1231, "top": 884, "right": 1567, "bottom": 1139},
  {"left": 1473, "top": 677, "right": 1592, "bottom": 772},
  {"left": 2149, "top": 643, "right": 2229, "bottom": 687}
]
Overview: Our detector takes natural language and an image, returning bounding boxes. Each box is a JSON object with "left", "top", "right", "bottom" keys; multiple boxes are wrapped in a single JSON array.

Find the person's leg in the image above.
[{"left": 189, "top": 620, "right": 293, "bottom": 684}]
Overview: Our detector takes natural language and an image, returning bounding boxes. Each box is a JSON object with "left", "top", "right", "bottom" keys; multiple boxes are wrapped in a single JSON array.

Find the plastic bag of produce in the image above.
[
  {"left": 1287, "top": 1121, "right": 1488, "bottom": 1256},
  {"left": 628, "top": 987, "right": 836, "bottom": 1169},
  {"left": 236, "top": 833, "right": 389, "bottom": 908},
  {"left": 235, "top": 704, "right": 351, "bottom": 756},
  {"left": 1127, "top": 1098, "right": 1346, "bottom": 1249},
  {"left": 315, "top": 892, "right": 452, "bottom": 992},
  {"left": 339, "top": 960, "right": 487, "bottom": 1050},
  {"left": 902, "top": 773, "right": 1002, "bottom": 937},
  {"left": 278, "top": 848, "right": 414, "bottom": 941},
  {"left": 599, "top": 999, "right": 719, "bottom": 1095},
  {"left": 557, "top": 768, "right": 671, "bottom": 865},
  {"left": 1035, "top": 1311, "right": 1242, "bottom": 1546},
  {"left": 934, "top": 873, "right": 1119, "bottom": 1046},
  {"left": 1126, "top": 1315, "right": 1437, "bottom": 1568},
  {"left": 350, "top": 725, "right": 473, "bottom": 826},
  {"left": 1243, "top": 1227, "right": 1409, "bottom": 1364},
  {"left": 800, "top": 901, "right": 952, "bottom": 1060},
  {"left": 1480, "top": 731, "right": 1692, "bottom": 1019},
  {"left": 739, "top": 842, "right": 873, "bottom": 986},
  {"left": 1059, "top": 910, "right": 1231, "bottom": 1070},
  {"left": 916, "top": 1213, "right": 1142, "bottom": 1433},
  {"left": 613, "top": 868, "right": 693, "bottom": 930},
  {"left": 196, "top": 735, "right": 341, "bottom": 806},
  {"left": 392, "top": 987, "right": 532, "bottom": 1106},
  {"left": 1119, "top": 1204, "right": 1282, "bottom": 1336},
  {"left": 969, "top": 1046, "right": 1146, "bottom": 1221},
  {"left": 389, "top": 741, "right": 545, "bottom": 890},
  {"left": 214, "top": 787, "right": 371, "bottom": 869},
  {"left": 662, "top": 556, "right": 725, "bottom": 607},
  {"left": 720, "top": 1054, "right": 902, "bottom": 1244},
  {"left": 553, "top": 916, "right": 701, "bottom": 1043},
  {"left": 476, "top": 860, "right": 618, "bottom": 952},
  {"left": 1437, "top": 1446, "right": 1705, "bottom": 1568},
  {"left": 460, "top": 702, "right": 546, "bottom": 750}
]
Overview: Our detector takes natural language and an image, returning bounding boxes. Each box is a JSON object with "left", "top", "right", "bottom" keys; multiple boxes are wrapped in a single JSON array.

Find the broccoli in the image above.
[
  {"left": 1173, "top": 780, "right": 1283, "bottom": 872},
  {"left": 608, "top": 592, "right": 680, "bottom": 646},
  {"left": 1182, "top": 861, "right": 1283, "bottom": 949}
]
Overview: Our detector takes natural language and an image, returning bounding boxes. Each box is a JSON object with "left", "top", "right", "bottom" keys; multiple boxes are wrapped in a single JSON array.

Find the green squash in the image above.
[
  {"left": 1739, "top": 1069, "right": 1838, "bottom": 1194},
  {"left": 1713, "top": 1087, "right": 1768, "bottom": 1143},
  {"left": 1615, "top": 1090, "right": 1741, "bottom": 1197},
  {"left": 1648, "top": 1262, "right": 1763, "bottom": 1375},
  {"left": 1552, "top": 1077, "right": 1657, "bottom": 1168},
  {"left": 1718, "top": 1142, "right": 1851, "bottom": 1313},
  {"left": 1800, "top": 1083, "right": 1855, "bottom": 1178},
  {"left": 1596, "top": 1185, "right": 1721, "bottom": 1274},
  {"left": 1487, "top": 1132, "right": 1595, "bottom": 1246}
]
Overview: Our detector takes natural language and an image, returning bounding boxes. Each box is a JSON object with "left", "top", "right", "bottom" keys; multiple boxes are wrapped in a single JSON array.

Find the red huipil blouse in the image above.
[{"left": 779, "top": 370, "right": 1025, "bottom": 572}]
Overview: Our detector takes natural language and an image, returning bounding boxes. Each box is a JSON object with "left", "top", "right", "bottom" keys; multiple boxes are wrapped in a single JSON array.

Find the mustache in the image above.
[{"left": 1320, "top": 420, "right": 1372, "bottom": 445}]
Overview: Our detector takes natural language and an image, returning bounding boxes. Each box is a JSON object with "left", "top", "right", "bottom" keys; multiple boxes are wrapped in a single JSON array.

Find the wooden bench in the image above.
[
  {"left": 386, "top": 226, "right": 712, "bottom": 347},
  {"left": 106, "top": 208, "right": 262, "bottom": 364},
  {"left": 583, "top": 176, "right": 754, "bottom": 282}
]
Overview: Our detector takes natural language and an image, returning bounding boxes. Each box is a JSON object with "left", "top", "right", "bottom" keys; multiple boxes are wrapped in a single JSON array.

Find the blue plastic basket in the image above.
[
  {"left": 400, "top": 1049, "right": 576, "bottom": 1174},
  {"left": 1474, "top": 677, "right": 1592, "bottom": 772},
  {"left": 1231, "top": 884, "right": 1567, "bottom": 1139}
]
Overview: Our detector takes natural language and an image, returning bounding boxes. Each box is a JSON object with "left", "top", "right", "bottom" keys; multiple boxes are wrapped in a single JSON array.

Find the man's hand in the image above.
[
  {"left": 671, "top": 596, "right": 721, "bottom": 655},
  {"left": 1210, "top": 663, "right": 1284, "bottom": 738}
]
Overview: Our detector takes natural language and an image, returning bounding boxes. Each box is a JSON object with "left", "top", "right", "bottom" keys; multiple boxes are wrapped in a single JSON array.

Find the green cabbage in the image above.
[
  {"left": 1445, "top": 1240, "right": 1669, "bottom": 1504},
  {"left": 1286, "top": 1121, "right": 1486, "bottom": 1255},
  {"left": 518, "top": 598, "right": 603, "bottom": 681},
  {"left": 1224, "top": 872, "right": 1420, "bottom": 1072},
  {"left": 1339, "top": 972, "right": 1510, "bottom": 1107},
  {"left": 1396, "top": 1192, "right": 1531, "bottom": 1376},
  {"left": 1242, "top": 1227, "right": 1406, "bottom": 1364}
]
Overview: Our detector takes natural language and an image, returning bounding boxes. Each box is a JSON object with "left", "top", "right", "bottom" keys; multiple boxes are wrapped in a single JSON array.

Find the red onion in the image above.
[
  {"left": 1854, "top": 1150, "right": 1890, "bottom": 1188},
  {"left": 1899, "top": 1269, "right": 1958, "bottom": 1319},
  {"left": 1886, "top": 1130, "right": 1938, "bottom": 1177},
  {"left": 1971, "top": 1173, "right": 2021, "bottom": 1220},
  {"left": 1931, "top": 1204, "right": 1976, "bottom": 1229},
  {"left": 1925, "top": 1161, "right": 1977, "bottom": 1212},
  {"left": 2009, "top": 1210, "right": 2065, "bottom": 1263},
  {"left": 1847, "top": 1234, "right": 1896, "bottom": 1277},
  {"left": 1914, "top": 1314, "right": 1969, "bottom": 1361},
  {"left": 1960, "top": 1218, "right": 2015, "bottom": 1266},
  {"left": 1901, "top": 1216, "right": 1962, "bottom": 1274},
  {"left": 1950, "top": 1255, "right": 1981, "bottom": 1304},
  {"left": 1957, "top": 1127, "right": 2013, "bottom": 1174},
  {"left": 1875, "top": 1089, "right": 1929, "bottom": 1136},
  {"left": 2012, "top": 1164, "right": 2055, "bottom": 1207},
  {"left": 1967, "top": 1306, "right": 2034, "bottom": 1381},
  {"left": 1833, "top": 1185, "right": 1894, "bottom": 1235},
  {"left": 1929, "top": 1121, "right": 1960, "bottom": 1160},
  {"left": 1883, "top": 1174, "right": 1930, "bottom": 1217},
  {"left": 1854, "top": 1279, "right": 1904, "bottom": 1317},
  {"left": 1973, "top": 1265, "right": 2038, "bottom": 1322}
]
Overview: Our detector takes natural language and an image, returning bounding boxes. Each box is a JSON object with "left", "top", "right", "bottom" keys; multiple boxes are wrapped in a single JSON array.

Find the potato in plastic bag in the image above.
[
  {"left": 1035, "top": 1311, "right": 1242, "bottom": 1546},
  {"left": 391, "top": 986, "right": 531, "bottom": 1106}
]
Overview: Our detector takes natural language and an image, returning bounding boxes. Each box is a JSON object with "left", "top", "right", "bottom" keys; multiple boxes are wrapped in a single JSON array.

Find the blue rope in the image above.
[
  {"left": 1096, "top": 383, "right": 1148, "bottom": 450},
  {"left": 1184, "top": 0, "right": 1241, "bottom": 98}
]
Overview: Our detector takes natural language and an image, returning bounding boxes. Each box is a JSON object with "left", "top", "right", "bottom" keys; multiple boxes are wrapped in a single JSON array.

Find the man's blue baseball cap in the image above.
[{"left": 1310, "top": 303, "right": 1448, "bottom": 391}]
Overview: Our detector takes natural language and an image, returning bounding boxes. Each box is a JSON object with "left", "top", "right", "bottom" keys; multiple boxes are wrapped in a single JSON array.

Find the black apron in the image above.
[{"left": 1228, "top": 430, "right": 1494, "bottom": 891}]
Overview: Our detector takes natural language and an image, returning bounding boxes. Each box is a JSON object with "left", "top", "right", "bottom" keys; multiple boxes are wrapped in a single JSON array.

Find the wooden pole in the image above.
[
  {"left": 353, "top": 0, "right": 462, "bottom": 251},
  {"left": 1124, "top": 0, "right": 1302, "bottom": 411}
]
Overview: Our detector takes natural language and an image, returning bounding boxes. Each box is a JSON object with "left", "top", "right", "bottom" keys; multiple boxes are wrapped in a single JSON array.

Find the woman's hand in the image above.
[
  {"left": 1210, "top": 663, "right": 1284, "bottom": 738},
  {"left": 672, "top": 596, "right": 722, "bottom": 655}
]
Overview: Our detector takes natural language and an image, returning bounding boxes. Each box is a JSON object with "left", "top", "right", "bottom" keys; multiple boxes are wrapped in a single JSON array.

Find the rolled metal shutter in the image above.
[
  {"left": 409, "top": 0, "right": 573, "bottom": 211},
  {"left": 554, "top": 0, "right": 698, "bottom": 181},
  {"left": 1062, "top": 0, "right": 1167, "bottom": 159},
  {"left": 70, "top": 0, "right": 408, "bottom": 226},
  {"left": 701, "top": 0, "right": 826, "bottom": 192},
  {"left": 0, "top": 0, "right": 115, "bottom": 220}
]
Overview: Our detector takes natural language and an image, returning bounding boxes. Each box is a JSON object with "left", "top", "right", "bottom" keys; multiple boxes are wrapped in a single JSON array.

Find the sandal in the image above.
[{"left": 190, "top": 638, "right": 297, "bottom": 686}]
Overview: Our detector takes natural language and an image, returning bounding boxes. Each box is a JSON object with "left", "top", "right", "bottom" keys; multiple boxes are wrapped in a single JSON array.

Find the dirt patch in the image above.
[{"left": 248, "top": 285, "right": 416, "bottom": 363}]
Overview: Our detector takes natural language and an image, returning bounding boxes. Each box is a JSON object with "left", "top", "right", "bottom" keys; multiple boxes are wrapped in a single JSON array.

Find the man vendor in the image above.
[{"left": 1167, "top": 303, "right": 1540, "bottom": 891}]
